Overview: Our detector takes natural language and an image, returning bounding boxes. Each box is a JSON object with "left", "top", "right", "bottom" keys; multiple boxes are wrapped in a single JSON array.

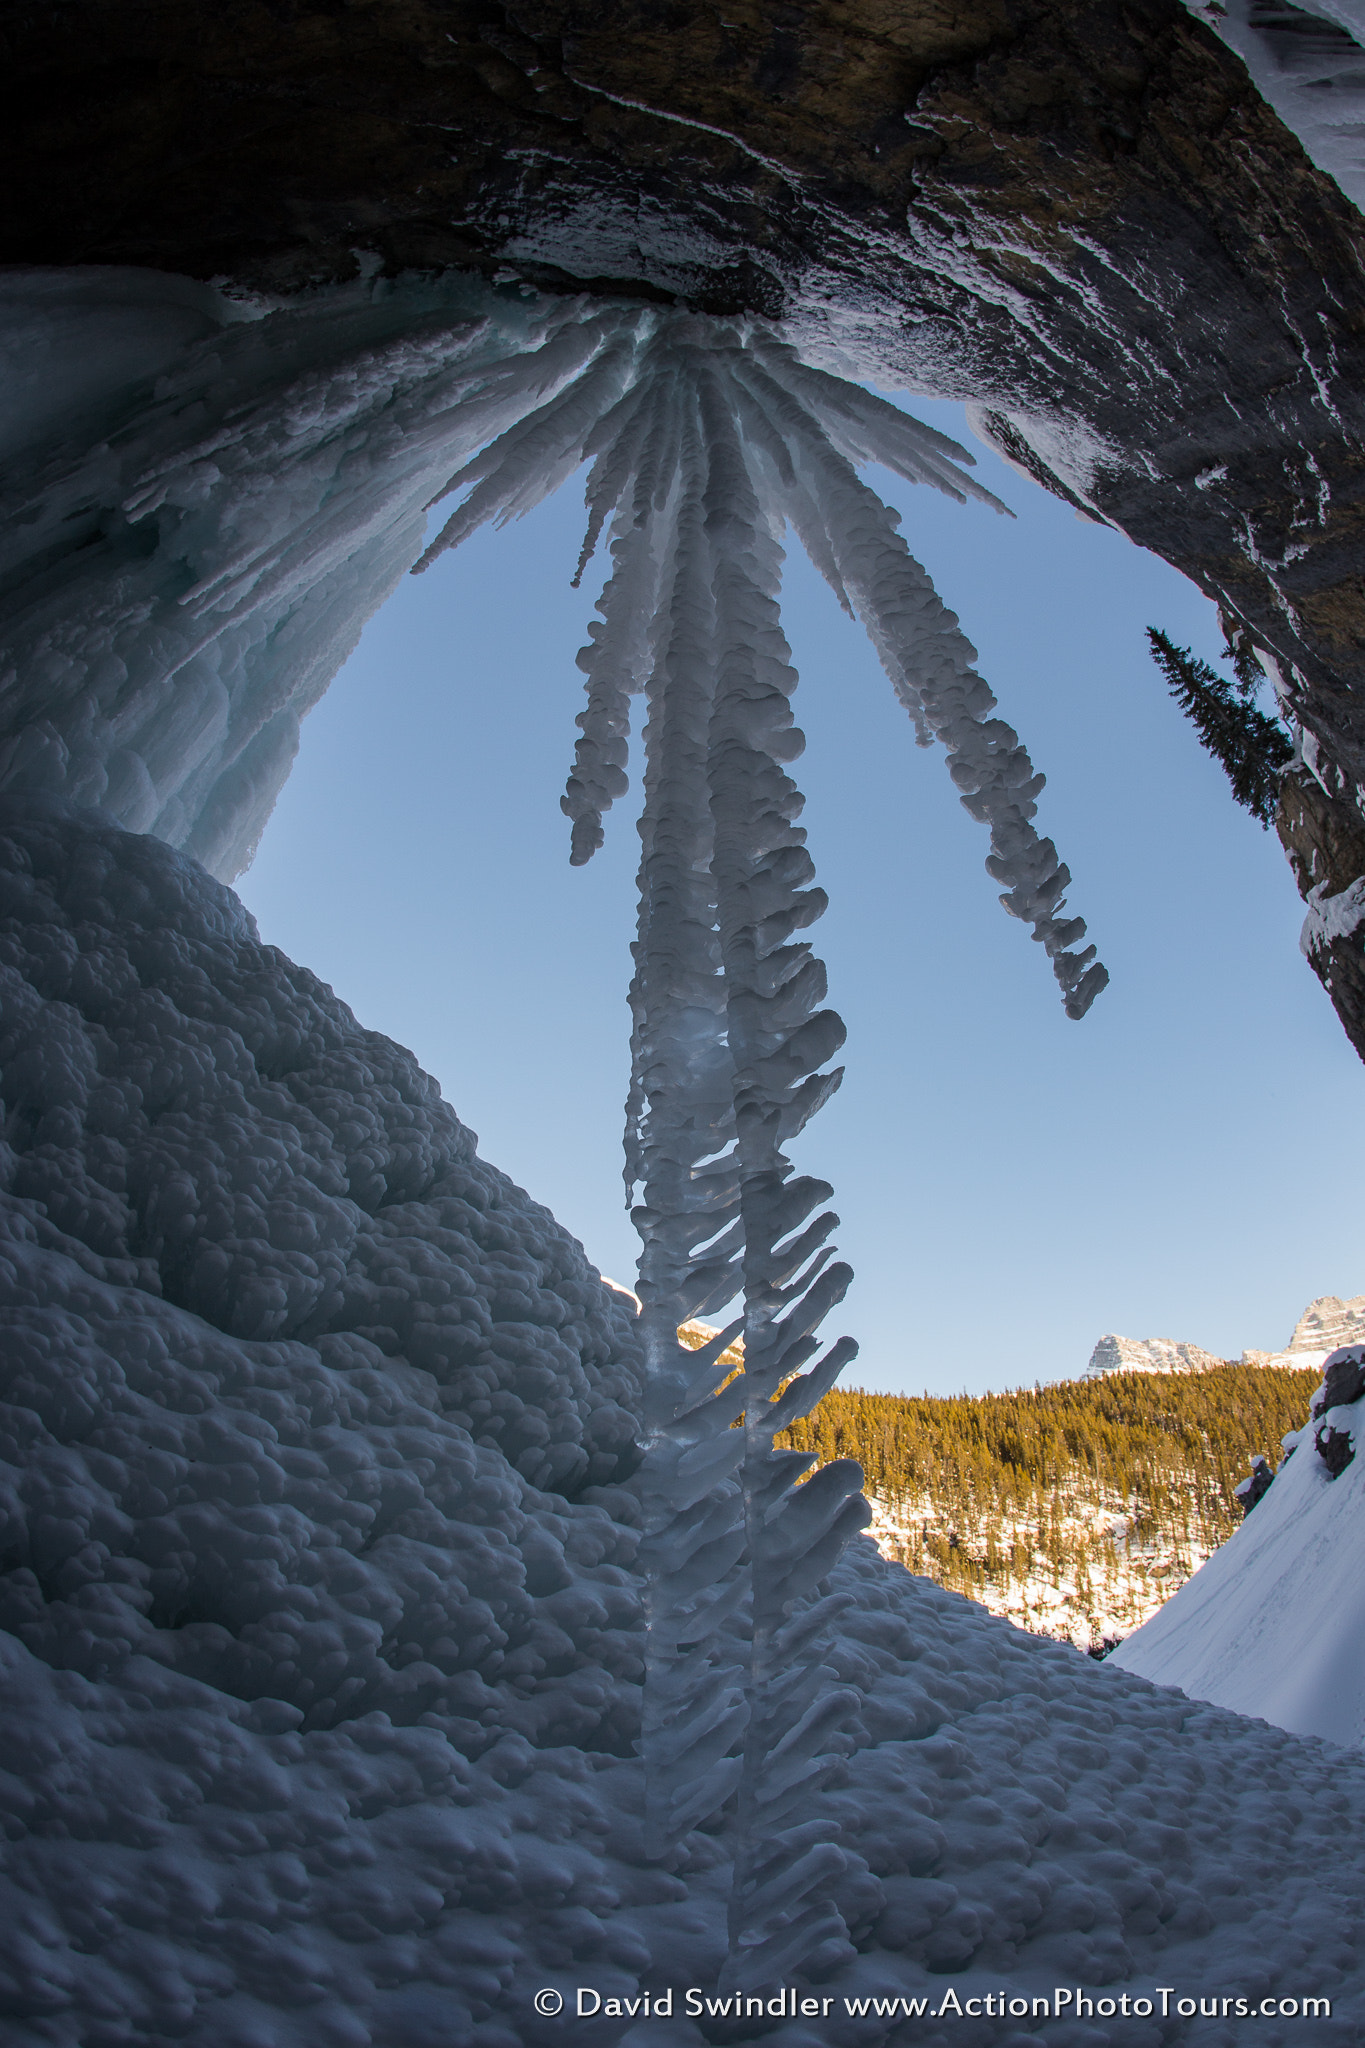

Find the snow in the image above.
[
  {"left": 867, "top": 1490, "right": 1214, "bottom": 1655},
  {"left": 1112, "top": 1346, "right": 1365, "bottom": 1749},
  {"left": 1300, "top": 875, "right": 1365, "bottom": 956},
  {"left": 6, "top": 795, "right": 1365, "bottom": 2041}
]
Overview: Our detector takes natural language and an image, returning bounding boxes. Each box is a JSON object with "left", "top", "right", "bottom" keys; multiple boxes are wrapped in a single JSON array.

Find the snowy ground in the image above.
[{"left": 5, "top": 797, "right": 1365, "bottom": 2043}]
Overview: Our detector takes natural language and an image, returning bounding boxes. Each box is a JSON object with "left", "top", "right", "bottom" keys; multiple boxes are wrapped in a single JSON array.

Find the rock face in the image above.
[
  {"left": 1089, "top": 1295, "right": 1365, "bottom": 1379},
  {"left": 1085, "top": 1333, "right": 1229, "bottom": 1378},
  {"left": 8, "top": 0, "right": 1365, "bottom": 1057},
  {"left": 1277, "top": 769, "right": 1365, "bottom": 1060},
  {"left": 1243, "top": 1291, "right": 1365, "bottom": 1368}
]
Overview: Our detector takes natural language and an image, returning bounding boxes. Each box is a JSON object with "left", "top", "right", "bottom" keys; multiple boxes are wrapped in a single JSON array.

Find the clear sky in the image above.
[{"left": 236, "top": 397, "right": 1365, "bottom": 1398}]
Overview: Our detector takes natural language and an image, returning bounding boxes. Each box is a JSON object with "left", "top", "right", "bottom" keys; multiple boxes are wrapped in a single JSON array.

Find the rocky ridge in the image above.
[{"left": 1087, "top": 1293, "right": 1365, "bottom": 1379}]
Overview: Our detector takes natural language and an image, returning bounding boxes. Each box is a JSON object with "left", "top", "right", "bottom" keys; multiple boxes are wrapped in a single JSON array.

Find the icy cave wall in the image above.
[
  {"left": 0, "top": 271, "right": 583, "bottom": 882},
  {"left": 11, "top": 0, "right": 1365, "bottom": 1054}
]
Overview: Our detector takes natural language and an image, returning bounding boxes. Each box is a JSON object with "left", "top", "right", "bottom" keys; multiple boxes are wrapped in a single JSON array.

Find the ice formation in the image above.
[
  {"left": 0, "top": 273, "right": 621, "bottom": 879},
  {"left": 5, "top": 798, "right": 1365, "bottom": 2043},
  {"left": 0, "top": 270, "right": 1107, "bottom": 1019},
  {"left": 1184, "top": 0, "right": 1365, "bottom": 210},
  {"left": 0, "top": 268, "right": 1114, "bottom": 1977}
]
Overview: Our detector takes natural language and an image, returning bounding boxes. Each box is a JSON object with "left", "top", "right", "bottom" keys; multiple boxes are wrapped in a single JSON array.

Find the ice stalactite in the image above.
[
  {"left": 411, "top": 302, "right": 1110, "bottom": 1965},
  {"left": 699, "top": 367, "right": 871, "bottom": 1987},
  {"left": 0, "top": 276, "right": 615, "bottom": 879},
  {"left": 554, "top": 323, "right": 1108, "bottom": 1020},
  {"left": 622, "top": 393, "right": 750, "bottom": 1858}
]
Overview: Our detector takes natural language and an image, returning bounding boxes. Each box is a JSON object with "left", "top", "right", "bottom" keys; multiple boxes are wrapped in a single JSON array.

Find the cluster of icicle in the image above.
[
  {"left": 0, "top": 275, "right": 594, "bottom": 878},
  {"left": 416, "top": 301, "right": 1107, "bottom": 1985}
]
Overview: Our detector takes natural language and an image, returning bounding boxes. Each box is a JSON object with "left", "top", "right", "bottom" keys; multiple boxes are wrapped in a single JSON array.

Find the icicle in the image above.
[
  {"left": 733, "top": 353, "right": 1108, "bottom": 1018},
  {"left": 694, "top": 362, "right": 870, "bottom": 1988},
  {"left": 413, "top": 324, "right": 639, "bottom": 569},
  {"left": 562, "top": 364, "right": 684, "bottom": 862},
  {"left": 746, "top": 330, "right": 1010, "bottom": 513},
  {"left": 625, "top": 383, "right": 751, "bottom": 1857}
]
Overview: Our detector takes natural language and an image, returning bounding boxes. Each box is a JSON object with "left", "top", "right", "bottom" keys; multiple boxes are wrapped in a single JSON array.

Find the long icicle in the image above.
[
  {"left": 734, "top": 352, "right": 1107, "bottom": 1018},
  {"left": 696, "top": 358, "right": 871, "bottom": 1989},
  {"left": 628, "top": 376, "right": 751, "bottom": 1859}
]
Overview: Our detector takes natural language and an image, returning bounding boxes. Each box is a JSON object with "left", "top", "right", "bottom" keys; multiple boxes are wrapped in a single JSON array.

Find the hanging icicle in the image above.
[{"left": 410, "top": 296, "right": 1110, "bottom": 1963}]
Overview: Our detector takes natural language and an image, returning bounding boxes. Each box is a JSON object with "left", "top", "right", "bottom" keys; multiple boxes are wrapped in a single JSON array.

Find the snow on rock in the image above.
[
  {"left": 1087, "top": 1295, "right": 1365, "bottom": 1380},
  {"left": 6, "top": 798, "right": 1365, "bottom": 2040},
  {"left": 1243, "top": 1292, "right": 1365, "bottom": 1371}
]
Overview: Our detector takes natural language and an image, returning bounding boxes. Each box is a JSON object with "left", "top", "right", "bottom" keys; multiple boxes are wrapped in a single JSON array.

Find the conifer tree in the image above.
[{"left": 1146, "top": 626, "right": 1292, "bottom": 826}]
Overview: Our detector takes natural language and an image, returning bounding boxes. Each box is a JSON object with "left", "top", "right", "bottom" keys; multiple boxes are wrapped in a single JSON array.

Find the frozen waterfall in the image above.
[{"left": 0, "top": 270, "right": 1108, "bottom": 1980}]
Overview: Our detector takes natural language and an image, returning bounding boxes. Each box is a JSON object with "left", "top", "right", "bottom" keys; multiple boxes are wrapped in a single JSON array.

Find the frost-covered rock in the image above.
[{"left": 6, "top": 800, "right": 1365, "bottom": 2041}]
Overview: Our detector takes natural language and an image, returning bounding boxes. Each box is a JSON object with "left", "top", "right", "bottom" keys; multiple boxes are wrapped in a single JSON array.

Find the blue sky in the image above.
[{"left": 236, "top": 398, "right": 1365, "bottom": 1397}]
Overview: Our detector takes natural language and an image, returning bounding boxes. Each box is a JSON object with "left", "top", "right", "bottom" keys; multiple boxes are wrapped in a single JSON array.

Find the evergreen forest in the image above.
[{"left": 778, "top": 1366, "right": 1319, "bottom": 1647}]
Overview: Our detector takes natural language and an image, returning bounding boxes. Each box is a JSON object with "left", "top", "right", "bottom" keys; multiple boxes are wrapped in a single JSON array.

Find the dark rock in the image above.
[
  {"left": 1310, "top": 1345, "right": 1365, "bottom": 1420},
  {"left": 1234, "top": 1454, "right": 1274, "bottom": 1515},
  {"left": 1278, "top": 771, "right": 1365, "bottom": 1063},
  {"left": 1316, "top": 1420, "right": 1358, "bottom": 1477}
]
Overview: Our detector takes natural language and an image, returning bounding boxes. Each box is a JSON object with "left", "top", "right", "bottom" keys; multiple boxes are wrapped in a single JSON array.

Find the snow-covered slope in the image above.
[
  {"left": 1111, "top": 1350, "right": 1365, "bottom": 1747},
  {"left": 6, "top": 796, "right": 1365, "bottom": 2042}
]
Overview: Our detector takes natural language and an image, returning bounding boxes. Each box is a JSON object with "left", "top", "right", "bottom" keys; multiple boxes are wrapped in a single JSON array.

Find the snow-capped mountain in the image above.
[{"left": 1086, "top": 1294, "right": 1365, "bottom": 1379}]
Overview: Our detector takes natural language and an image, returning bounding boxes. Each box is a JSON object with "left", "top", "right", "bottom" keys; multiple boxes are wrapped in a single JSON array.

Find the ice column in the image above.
[{"left": 699, "top": 367, "right": 870, "bottom": 1986}]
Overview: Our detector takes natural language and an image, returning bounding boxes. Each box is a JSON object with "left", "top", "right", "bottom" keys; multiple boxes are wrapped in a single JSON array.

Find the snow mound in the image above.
[
  {"left": 6, "top": 802, "right": 1365, "bottom": 2043},
  {"left": 1112, "top": 1345, "right": 1365, "bottom": 1749}
]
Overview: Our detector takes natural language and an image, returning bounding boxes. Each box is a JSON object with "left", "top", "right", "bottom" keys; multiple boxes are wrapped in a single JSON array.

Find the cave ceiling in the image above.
[{"left": 8, "top": 0, "right": 1365, "bottom": 1050}]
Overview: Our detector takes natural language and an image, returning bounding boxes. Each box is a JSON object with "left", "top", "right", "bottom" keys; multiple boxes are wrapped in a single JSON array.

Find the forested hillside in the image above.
[{"left": 779, "top": 1367, "right": 1318, "bottom": 1650}]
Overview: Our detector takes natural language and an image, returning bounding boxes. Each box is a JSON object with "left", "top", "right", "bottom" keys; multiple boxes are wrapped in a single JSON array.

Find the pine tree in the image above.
[{"left": 1147, "top": 626, "right": 1292, "bottom": 827}]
